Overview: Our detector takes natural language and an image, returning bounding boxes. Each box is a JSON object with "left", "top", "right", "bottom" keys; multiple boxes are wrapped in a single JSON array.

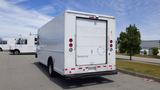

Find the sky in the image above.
[{"left": 0, "top": 0, "right": 160, "bottom": 40}]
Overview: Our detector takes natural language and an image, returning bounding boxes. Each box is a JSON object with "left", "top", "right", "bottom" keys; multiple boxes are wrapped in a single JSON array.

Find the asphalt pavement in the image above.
[{"left": 0, "top": 52, "right": 160, "bottom": 90}]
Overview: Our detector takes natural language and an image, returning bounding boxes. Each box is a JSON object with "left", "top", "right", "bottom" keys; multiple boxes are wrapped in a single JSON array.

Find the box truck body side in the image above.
[
  {"left": 38, "top": 13, "right": 65, "bottom": 75},
  {"left": 37, "top": 10, "right": 116, "bottom": 78}
]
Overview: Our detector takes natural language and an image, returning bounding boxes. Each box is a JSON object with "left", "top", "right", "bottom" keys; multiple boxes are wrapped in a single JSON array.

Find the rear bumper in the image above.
[{"left": 64, "top": 70, "right": 118, "bottom": 78}]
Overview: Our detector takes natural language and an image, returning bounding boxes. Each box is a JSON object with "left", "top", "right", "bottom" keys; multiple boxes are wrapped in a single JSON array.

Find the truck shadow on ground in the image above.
[
  {"left": 34, "top": 62, "right": 114, "bottom": 89},
  {"left": 9, "top": 53, "right": 36, "bottom": 55}
]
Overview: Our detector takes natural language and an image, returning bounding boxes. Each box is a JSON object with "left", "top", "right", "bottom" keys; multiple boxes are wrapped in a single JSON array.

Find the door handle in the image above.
[{"left": 91, "top": 50, "right": 93, "bottom": 54}]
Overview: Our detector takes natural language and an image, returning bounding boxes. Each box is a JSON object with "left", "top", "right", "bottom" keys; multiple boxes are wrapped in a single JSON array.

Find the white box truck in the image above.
[
  {"left": 0, "top": 38, "right": 16, "bottom": 51},
  {"left": 9, "top": 34, "right": 37, "bottom": 55},
  {"left": 37, "top": 10, "right": 117, "bottom": 78}
]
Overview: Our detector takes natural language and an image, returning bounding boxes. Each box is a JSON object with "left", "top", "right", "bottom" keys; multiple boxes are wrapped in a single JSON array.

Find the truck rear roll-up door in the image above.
[{"left": 76, "top": 17, "right": 107, "bottom": 66}]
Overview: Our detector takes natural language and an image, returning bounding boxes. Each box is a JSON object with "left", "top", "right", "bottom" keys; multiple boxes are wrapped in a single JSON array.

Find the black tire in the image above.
[
  {"left": 48, "top": 60, "right": 55, "bottom": 77},
  {"left": 35, "top": 53, "right": 38, "bottom": 58},
  {"left": 0, "top": 48, "right": 3, "bottom": 51},
  {"left": 14, "top": 50, "right": 20, "bottom": 55}
]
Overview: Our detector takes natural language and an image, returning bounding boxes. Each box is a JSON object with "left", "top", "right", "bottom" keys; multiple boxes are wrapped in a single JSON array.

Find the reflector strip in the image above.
[
  {"left": 97, "top": 66, "right": 101, "bottom": 68},
  {"left": 71, "top": 68, "right": 75, "bottom": 70}
]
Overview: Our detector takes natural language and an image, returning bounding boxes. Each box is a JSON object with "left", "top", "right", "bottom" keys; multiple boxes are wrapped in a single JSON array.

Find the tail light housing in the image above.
[{"left": 69, "top": 38, "right": 73, "bottom": 52}]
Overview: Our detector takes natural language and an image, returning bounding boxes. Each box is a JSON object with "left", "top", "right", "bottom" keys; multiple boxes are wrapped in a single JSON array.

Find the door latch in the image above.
[{"left": 91, "top": 50, "right": 93, "bottom": 54}]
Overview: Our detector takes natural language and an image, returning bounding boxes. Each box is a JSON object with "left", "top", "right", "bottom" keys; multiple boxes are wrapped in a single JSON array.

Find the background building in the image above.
[{"left": 140, "top": 40, "right": 160, "bottom": 55}]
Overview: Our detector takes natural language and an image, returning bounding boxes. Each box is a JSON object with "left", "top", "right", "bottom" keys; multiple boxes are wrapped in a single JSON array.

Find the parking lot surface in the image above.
[{"left": 0, "top": 52, "right": 160, "bottom": 90}]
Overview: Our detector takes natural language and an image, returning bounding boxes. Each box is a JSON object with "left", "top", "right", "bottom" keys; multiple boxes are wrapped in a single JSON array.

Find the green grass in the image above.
[{"left": 117, "top": 59, "right": 160, "bottom": 78}]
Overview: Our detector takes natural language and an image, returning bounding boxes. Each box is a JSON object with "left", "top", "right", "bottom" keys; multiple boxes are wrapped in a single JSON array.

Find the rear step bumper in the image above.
[{"left": 64, "top": 70, "right": 118, "bottom": 78}]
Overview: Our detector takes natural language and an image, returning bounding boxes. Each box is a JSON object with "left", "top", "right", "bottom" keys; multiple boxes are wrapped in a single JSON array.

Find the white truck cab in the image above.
[
  {"left": 9, "top": 34, "right": 37, "bottom": 55},
  {"left": 0, "top": 38, "right": 16, "bottom": 51}
]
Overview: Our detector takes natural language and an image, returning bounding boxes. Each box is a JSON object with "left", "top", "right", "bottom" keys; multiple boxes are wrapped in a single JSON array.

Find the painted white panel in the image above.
[{"left": 76, "top": 18, "right": 106, "bottom": 65}]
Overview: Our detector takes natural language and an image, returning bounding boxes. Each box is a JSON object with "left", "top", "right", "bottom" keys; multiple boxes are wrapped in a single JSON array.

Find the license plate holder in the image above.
[{"left": 88, "top": 66, "right": 96, "bottom": 70}]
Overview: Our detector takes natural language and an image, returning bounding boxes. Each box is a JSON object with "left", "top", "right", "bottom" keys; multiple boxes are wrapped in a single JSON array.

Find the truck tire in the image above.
[
  {"left": 48, "top": 59, "right": 56, "bottom": 77},
  {"left": 14, "top": 50, "right": 20, "bottom": 55},
  {"left": 0, "top": 48, "right": 2, "bottom": 51}
]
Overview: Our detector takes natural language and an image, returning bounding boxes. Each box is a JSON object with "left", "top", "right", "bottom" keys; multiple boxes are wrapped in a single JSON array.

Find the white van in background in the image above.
[
  {"left": 9, "top": 34, "right": 37, "bottom": 55},
  {"left": 0, "top": 38, "right": 16, "bottom": 51},
  {"left": 37, "top": 10, "right": 117, "bottom": 78}
]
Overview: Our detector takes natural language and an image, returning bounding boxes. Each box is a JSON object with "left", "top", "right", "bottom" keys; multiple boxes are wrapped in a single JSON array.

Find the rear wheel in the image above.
[
  {"left": 0, "top": 48, "right": 2, "bottom": 51},
  {"left": 14, "top": 50, "right": 20, "bottom": 55},
  {"left": 48, "top": 60, "right": 56, "bottom": 77}
]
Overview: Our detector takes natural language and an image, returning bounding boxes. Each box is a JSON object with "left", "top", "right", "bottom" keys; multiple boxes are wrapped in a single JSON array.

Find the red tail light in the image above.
[
  {"left": 69, "top": 38, "right": 73, "bottom": 42},
  {"left": 110, "top": 44, "right": 113, "bottom": 47},
  {"left": 69, "top": 38, "right": 73, "bottom": 48},
  {"left": 69, "top": 43, "right": 73, "bottom": 47},
  {"left": 110, "top": 40, "right": 113, "bottom": 43}
]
